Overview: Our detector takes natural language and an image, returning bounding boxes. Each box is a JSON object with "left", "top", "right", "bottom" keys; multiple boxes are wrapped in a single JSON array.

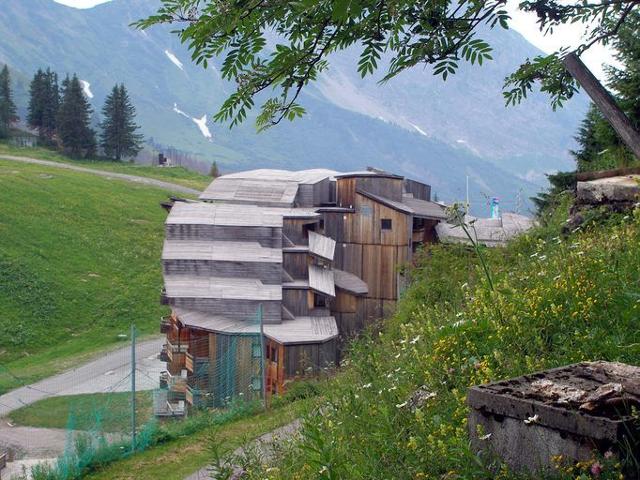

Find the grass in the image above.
[
  {"left": 0, "top": 142, "right": 212, "bottom": 191},
  {"left": 236, "top": 199, "right": 640, "bottom": 479},
  {"left": 0, "top": 158, "right": 174, "bottom": 393},
  {"left": 9, "top": 391, "right": 153, "bottom": 432},
  {"left": 75, "top": 398, "right": 309, "bottom": 480}
]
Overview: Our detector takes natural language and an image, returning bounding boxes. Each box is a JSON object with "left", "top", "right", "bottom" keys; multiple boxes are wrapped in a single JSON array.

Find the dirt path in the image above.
[
  {"left": 0, "top": 154, "right": 201, "bottom": 196},
  {"left": 185, "top": 419, "right": 302, "bottom": 480}
]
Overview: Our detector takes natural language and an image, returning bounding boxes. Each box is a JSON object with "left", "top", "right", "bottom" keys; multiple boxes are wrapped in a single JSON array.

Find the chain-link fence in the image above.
[{"left": 0, "top": 311, "right": 265, "bottom": 480}]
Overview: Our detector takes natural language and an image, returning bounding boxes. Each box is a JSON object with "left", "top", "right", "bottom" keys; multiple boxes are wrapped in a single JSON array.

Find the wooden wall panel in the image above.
[
  {"left": 166, "top": 225, "right": 282, "bottom": 248},
  {"left": 283, "top": 252, "right": 309, "bottom": 279},
  {"left": 283, "top": 289, "right": 309, "bottom": 316},
  {"left": 167, "top": 298, "right": 282, "bottom": 324},
  {"left": 336, "top": 178, "right": 356, "bottom": 208},
  {"left": 335, "top": 290, "right": 357, "bottom": 313},
  {"left": 355, "top": 177, "right": 403, "bottom": 201},
  {"left": 283, "top": 341, "right": 337, "bottom": 378},
  {"left": 163, "top": 259, "right": 282, "bottom": 284},
  {"left": 339, "top": 243, "right": 363, "bottom": 278}
]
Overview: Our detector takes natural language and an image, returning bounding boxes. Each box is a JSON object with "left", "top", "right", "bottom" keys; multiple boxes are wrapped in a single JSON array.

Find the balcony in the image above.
[
  {"left": 160, "top": 370, "right": 188, "bottom": 402},
  {"left": 165, "top": 339, "right": 188, "bottom": 363}
]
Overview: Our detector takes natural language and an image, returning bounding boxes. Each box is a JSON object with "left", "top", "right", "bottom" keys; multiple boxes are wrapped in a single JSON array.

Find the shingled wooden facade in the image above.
[{"left": 157, "top": 168, "right": 446, "bottom": 413}]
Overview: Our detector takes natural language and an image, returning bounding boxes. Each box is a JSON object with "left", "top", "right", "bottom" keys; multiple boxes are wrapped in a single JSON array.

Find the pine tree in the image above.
[
  {"left": 57, "top": 74, "right": 96, "bottom": 158},
  {"left": 99, "top": 84, "right": 143, "bottom": 161},
  {"left": 27, "top": 68, "right": 59, "bottom": 141},
  {"left": 0, "top": 65, "right": 18, "bottom": 139},
  {"left": 570, "top": 13, "right": 640, "bottom": 172}
]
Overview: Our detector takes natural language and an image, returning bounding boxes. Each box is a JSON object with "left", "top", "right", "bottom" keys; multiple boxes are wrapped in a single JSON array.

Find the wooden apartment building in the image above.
[{"left": 158, "top": 168, "right": 446, "bottom": 412}]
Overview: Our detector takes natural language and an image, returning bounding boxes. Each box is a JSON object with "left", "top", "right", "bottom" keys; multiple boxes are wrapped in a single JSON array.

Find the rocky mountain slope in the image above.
[{"left": 0, "top": 0, "right": 589, "bottom": 211}]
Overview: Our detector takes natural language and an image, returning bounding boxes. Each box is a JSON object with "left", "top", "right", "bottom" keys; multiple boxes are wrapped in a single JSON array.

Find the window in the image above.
[
  {"left": 381, "top": 219, "right": 393, "bottom": 230},
  {"left": 252, "top": 342, "right": 262, "bottom": 358}
]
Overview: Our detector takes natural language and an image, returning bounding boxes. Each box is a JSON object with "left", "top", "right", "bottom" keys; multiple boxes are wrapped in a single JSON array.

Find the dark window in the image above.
[{"left": 381, "top": 219, "right": 393, "bottom": 230}]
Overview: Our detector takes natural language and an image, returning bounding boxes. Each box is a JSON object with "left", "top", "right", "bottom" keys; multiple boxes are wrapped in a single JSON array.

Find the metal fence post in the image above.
[{"left": 131, "top": 324, "right": 137, "bottom": 451}]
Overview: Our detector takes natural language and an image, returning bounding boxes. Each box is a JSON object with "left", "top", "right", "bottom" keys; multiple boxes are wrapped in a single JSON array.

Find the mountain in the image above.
[{"left": 0, "top": 0, "right": 589, "bottom": 213}]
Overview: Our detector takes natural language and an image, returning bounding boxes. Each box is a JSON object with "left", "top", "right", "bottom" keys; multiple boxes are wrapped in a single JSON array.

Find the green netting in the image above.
[{"left": 5, "top": 307, "right": 265, "bottom": 480}]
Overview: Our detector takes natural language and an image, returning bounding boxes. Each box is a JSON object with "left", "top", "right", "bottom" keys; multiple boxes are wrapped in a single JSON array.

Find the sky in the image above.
[{"left": 54, "top": 0, "right": 614, "bottom": 79}]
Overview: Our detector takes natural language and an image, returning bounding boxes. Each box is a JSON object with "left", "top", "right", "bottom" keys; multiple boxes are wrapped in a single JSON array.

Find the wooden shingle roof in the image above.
[
  {"left": 164, "top": 276, "right": 282, "bottom": 301},
  {"left": 175, "top": 308, "right": 338, "bottom": 344},
  {"left": 200, "top": 169, "right": 338, "bottom": 205},
  {"left": 163, "top": 240, "right": 282, "bottom": 263},
  {"left": 333, "top": 269, "right": 368, "bottom": 296},
  {"left": 166, "top": 202, "right": 284, "bottom": 227}
]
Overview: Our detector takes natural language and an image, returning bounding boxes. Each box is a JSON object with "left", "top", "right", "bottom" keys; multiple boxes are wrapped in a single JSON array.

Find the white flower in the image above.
[
  {"left": 410, "top": 336, "right": 421, "bottom": 344},
  {"left": 524, "top": 414, "right": 539, "bottom": 425},
  {"left": 362, "top": 383, "right": 372, "bottom": 389}
]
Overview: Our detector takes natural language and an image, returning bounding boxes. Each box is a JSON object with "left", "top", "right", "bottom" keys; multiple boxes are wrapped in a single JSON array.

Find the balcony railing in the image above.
[
  {"left": 160, "top": 316, "right": 172, "bottom": 334},
  {"left": 165, "top": 339, "right": 188, "bottom": 363}
]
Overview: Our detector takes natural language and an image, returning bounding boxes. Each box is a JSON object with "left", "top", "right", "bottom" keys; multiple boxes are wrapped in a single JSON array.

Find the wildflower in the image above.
[
  {"left": 590, "top": 462, "right": 602, "bottom": 476},
  {"left": 604, "top": 451, "right": 614, "bottom": 459},
  {"left": 362, "top": 383, "right": 372, "bottom": 389},
  {"left": 410, "top": 335, "right": 421, "bottom": 344}
]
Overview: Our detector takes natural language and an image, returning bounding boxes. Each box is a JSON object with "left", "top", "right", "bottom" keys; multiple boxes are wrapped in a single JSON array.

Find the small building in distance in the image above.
[
  {"left": 157, "top": 167, "right": 447, "bottom": 413},
  {"left": 436, "top": 212, "right": 534, "bottom": 247}
]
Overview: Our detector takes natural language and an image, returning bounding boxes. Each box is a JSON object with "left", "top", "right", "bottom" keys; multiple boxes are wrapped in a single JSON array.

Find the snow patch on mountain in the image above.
[
  {"left": 80, "top": 80, "right": 93, "bottom": 99},
  {"left": 173, "top": 103, "right": 212, "bottom": 140},
  {"left": 164, "top": 50, "right": 184, "bottom": 70},
  {"left": 193, "top": 114, "right": 212, "bottom": 139}
]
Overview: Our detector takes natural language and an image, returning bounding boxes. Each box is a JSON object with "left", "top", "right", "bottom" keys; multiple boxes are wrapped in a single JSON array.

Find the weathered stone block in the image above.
[{"left": 468, "top": 362, "right": 640, "bottom": 475}]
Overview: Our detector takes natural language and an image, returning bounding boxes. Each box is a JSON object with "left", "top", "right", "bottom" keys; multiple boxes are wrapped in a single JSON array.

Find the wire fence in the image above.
[{"left": 0, "top": 312, "right": 265, "bottom": 480}]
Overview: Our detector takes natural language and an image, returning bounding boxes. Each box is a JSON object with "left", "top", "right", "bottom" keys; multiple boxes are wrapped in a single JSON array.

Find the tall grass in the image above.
[{"left": 239, "top": 201, "right": 640, "bottom": 479}]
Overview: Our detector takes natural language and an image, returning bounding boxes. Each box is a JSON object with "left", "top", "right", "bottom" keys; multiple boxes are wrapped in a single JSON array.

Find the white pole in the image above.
[{"left": 466, "top": 176, "right": 470, "bottom": 213}]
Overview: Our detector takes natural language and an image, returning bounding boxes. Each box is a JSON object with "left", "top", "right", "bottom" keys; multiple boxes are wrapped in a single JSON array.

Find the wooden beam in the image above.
[{"left": 562, "top": 52, "right": 640, "bottom": 160}]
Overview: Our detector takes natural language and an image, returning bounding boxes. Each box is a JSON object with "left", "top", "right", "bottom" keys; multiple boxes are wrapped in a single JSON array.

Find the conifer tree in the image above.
[
  {"left": 0, "top": 65, "right": 18, "bottom": 139},
  {"left": 209, "top": 161, "right": 219, "bottom": 177},
  {"left": 27, "top": 68, "right": 59, "bottom": 141},
  {"left": 57, "top": 74, "right": 96, "bottom": 158},
  {"left": 99, "top": 84, "right": 143, "bottom": 161}
]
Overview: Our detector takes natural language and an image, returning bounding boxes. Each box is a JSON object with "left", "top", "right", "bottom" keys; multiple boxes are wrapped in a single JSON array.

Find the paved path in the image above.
[
  {"left": 0, "top": 154, "right": 201, "bottom": 196},
  {"left": 185, "top": 419, "right": 302, "bottom": 480},
  {"left": 0, "top": 337, "right": 165, "bottom": 417},
  {"left": 0, "top": 336, "right": 164, "bottom": 476}
]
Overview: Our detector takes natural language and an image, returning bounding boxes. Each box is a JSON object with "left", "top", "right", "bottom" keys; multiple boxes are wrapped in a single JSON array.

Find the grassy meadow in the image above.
[
  {"left": 236, "top": 199, "right": 640, "bottom": 479},
  {"left": 0, "top": 143, "right": 212, "bottom": 191},
  {"left": 0, "top": 156, "right": 177, "bottom": 392}
]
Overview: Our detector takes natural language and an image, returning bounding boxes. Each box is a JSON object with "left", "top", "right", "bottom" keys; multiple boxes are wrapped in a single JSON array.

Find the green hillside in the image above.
[
  {"left": 237, "top": 200, "right": 640, "bottom": 479},
  {"left": 0, "top": 154, "right": 192, "bottom": 393},
  {"left": 0, "top": 143, "right": 211, "bottom": 191}
]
